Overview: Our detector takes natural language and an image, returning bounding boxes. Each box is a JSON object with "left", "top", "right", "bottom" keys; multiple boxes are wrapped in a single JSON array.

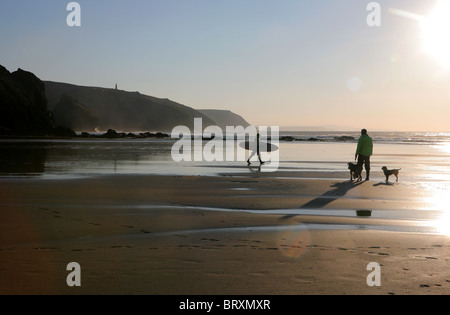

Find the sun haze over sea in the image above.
[{"left": 1, "top": 0, "right": 450, "bottom": 132}]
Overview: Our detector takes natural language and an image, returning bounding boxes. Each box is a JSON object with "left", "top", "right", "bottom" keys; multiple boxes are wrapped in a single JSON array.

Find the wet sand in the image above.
[{"left": 0, "top": 172, "right": 449, "bottom": 295}]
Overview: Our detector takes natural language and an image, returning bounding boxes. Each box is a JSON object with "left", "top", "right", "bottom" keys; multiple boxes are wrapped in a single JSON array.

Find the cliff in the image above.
[
  {"left": 197, "top": 109, "right": 250, "bottom": 129},
  {"left": 0, "top": 64, "right": 252, "bottom": 136},
  {"left": 44, "top": 81, "right": 216, "bottom": 132},
  {"left": 0, "top": 66, "right": 56, "bottom": 136}
]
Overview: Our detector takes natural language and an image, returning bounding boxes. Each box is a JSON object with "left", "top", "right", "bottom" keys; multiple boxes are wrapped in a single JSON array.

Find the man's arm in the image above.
[{"left": 355, "top": 138, "right": 362, "bottom": 160}]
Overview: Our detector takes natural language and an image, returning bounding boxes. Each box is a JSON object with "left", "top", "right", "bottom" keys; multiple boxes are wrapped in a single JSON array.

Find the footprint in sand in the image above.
[
  {"left": 52, "top": 211, "right": 61, "bottom": 218},
  {"left": 260, "top": 247, "right": 277, "bottom": 251},
  {"left": 34, "top": 247, "right": 60, "bottom": 251},
  {"left": 368, "top": 251, "right": 389, "bottom": 256}
]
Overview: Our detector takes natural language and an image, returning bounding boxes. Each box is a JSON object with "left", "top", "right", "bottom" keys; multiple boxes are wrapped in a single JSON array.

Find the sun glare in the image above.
[
  {"left": 434, "top": 211, "right": 450, "bottom": 236},
  {"left": 422, "top": 1, "right": 450, "bottom": 69},
  {"left": 425, "top": 186, "right": 450, "bottom": 236}
]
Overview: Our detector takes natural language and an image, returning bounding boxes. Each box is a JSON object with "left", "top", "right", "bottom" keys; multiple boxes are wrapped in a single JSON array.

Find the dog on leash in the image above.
[
  {"left": 382, "top": 166, "right": 401, "bottom": 182},
  {"left": 348, "top": 162, "right": 362, "bottom": 182}
]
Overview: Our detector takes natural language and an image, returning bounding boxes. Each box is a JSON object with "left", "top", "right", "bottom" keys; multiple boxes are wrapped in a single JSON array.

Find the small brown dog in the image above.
[
  {"left": 382, "top": 166, "right": 401, "bottom": 182},
  {"left": 348, "top": 162, "right": 362, "bottom": 182}
]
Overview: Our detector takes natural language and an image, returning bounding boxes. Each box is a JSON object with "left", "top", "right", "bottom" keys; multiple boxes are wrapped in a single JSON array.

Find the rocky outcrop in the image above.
[
  {"left": 0, "top": 66, "right": 57, "bottom": 136},
  {"left": 78, "top": 129, "right": 169, "bottom": 139},
  {"left": 334, "top": 135, "right": 355, "bottom": 141}
]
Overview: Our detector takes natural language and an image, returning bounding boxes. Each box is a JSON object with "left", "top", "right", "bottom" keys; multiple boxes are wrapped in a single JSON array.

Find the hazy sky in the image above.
[{"left": 2, "top": 0, "right": 450, "bottom": 131}]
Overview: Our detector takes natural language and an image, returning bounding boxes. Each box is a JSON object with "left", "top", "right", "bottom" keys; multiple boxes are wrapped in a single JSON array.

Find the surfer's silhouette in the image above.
[{"left": 247, "top": 133, "right": 265, "bottom": 165}]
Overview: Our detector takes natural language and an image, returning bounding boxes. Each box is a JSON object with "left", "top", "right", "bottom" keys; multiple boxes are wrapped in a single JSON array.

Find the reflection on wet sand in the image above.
[
  {"left": 422, "top": 184, "right": 450, "bottom": 236},
  {"left": 0, "top": 142, "right": 47, "bottom": 175},
  {"left": 0, "top": 139, "right": 175, "bottom": 176}
]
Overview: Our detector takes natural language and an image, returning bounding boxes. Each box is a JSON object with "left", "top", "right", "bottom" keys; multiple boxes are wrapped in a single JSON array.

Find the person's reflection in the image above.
[{"left": 247, "top": 164, "right": 262, "bottom": 173}]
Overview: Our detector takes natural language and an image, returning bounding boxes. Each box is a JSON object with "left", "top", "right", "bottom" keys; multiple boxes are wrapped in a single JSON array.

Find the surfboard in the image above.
[{"left": 239, "top": 140, "right": 279, "bottom": 152}]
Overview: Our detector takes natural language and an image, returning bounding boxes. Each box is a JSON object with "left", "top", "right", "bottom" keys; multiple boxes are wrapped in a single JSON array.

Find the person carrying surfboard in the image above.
[{"left": 247, "top": 133, "right": 265, "bottom": 165}]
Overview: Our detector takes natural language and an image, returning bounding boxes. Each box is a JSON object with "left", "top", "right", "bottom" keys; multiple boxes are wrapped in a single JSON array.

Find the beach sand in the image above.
[{"left": 0, "top": 172, "right": 449, "bottom": 295}]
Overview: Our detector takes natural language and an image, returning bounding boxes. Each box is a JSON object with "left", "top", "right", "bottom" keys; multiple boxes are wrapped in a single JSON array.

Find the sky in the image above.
[{"left": 1, "top": 0, "right": 450, "bottom": 131}]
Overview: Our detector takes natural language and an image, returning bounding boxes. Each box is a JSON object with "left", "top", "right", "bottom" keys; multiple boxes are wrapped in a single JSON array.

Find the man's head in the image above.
[{"left": 361, "top": 129, "right": 367, "bottom": 135}]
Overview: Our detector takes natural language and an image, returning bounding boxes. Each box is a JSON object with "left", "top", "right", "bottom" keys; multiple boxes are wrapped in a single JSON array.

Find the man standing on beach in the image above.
[{"left": 355, "top": 129, "right": 373, "bottom": 181}]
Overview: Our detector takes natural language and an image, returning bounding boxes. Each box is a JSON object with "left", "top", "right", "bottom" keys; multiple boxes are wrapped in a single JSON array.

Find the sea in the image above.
[{"left": 1, "top": 130, "right": 450, "bottom": 179}]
